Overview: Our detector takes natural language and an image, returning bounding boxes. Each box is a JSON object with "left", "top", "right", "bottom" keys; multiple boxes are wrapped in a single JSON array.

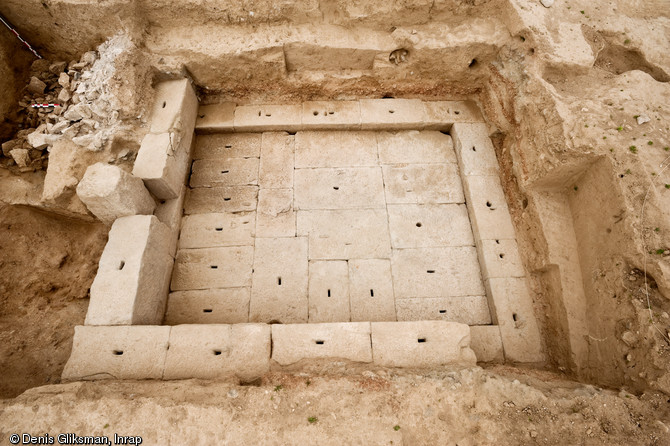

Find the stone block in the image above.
[
  {"left": 62, "top": 326, "right": 170, "bottom": 381},
  {"left": 154, "top": 184, "right": 185, "bottom": 258},
  {"left": 171, "top": 246, "right": 254, "bottom": 291},
  {"left": 348, "top": 259, "right": 396, "bottom": 322},
  {"left": 85, "top": 215, "right": 172, "bottom": 326},
  {"left": 184, "top": 186, "right": 258, "bottom": 214},
  {"left": 190, "top": 158, "right": 259, "bottom": 187},
  {"left": 294, "top": 167, "right": 385, "bottom": 210},
  {"left": 297, "top": 209, "right": 391, "bottom": 260},
  {"left": 360, "top": 99, "right": 426, "bottom": 130},
  {"left": 451, "top": 123, "right": 500, "bottom": 176},
  {"left": 484, "top": 277, "right": 544, "bottom": 363},
  {"left": 469, "top": 325, "right": 504, "bottom": 363},
  {"left": 193, "top": 133, "right": 261, "bottom": 159},
  {"left": 423, "top": 101, "right": 484, "bottom": 130},
  {"left": 249, "top": 237, "right": 308, "bottom": 323},
  {"left": 377, "top": 131, "right": 456, "bottom": 164},
  {"left": 382, "top": 163, "right": 464, "bottom": 204},
  {"left": 195, "top": 102, "right": 236, "bottom": 133},
  {"left": 300, "top": 101, "right": 361, "bottom": 130},
  {"left": 259, "top": 132, "right": 294, "bottom": 188},
  {"left": 294, "top": 131, "right": 377, "bottom": 168},
  {"left": 179, "top": 212, "right": 255, "bottom": 249},
  {"left": 163, "top": 324, "right": 271, "bottom": 382},
  {"left": 387, "top": 204, "right": 474, "bottom": 248},
  {"left": 308, "top": 261, "right": 350, "bottom": 323},
  {"left": 164, "top": 288, "right": 250, "bottom": 325},
  {"left": 150, "top": 78, "right": 199, "bottom": 136},
  {"left": 234, "top": 104, "right": 302, "bottom": 132},
  {"left": 371, "top": 321, "right": 476, "bottom": 368},
  {"left": 76, "top": 163, "right": 156, "bottom": 225},
  {"left": 477, "top": 238, "right": 525, "bottom": 280},
  {"left": 256, "top": 189, "right": 295, "bottom": 237},
  {"left": 271, "top": 322, "right": 372, "bottom": 366},
  {"left": 462, "top": 175, "right": 516, "bottom": 242},
  {"left": 391, "top": 247, "right": 485, "bottom": 298},
  {"left": 395, "top": 296, "right": 492, "bottom": 325},
  {"left": 133, "top": 131, "right": 191, "bottom": 200}
]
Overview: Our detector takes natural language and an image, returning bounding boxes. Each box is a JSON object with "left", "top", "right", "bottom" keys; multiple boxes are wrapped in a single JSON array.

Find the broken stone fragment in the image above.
[
  {"left": 58, "top": 72, "right": 70, "bottom": 89},
  {"left": 27, "top": 131, "right": 60, "bottom": 149},
  {"left": 1, "top": 139, "right": 19, "bottom": 157},
  {"left": 49, "top": 61, "right": 67, "bottom": 74},
  {"left": 540, "top": 0, "right": 554, "bottom": 6},
  {"left": 636, "top": 114, "right": 650, "bottom": 125},
  {"left": 622, "top": 331, "right": 638, "bottom": 347},
  {"left": 27, "top": 76, "right": 46, "bottom": 95},
  {"left": 80, "top": 51, "right": 97, "bottom": 65},
  {"left": 72, "top": 134, "right": 95, "bottom": 147},
  {"left": 50, "top": 121, "right": 69, "bottom": 134},
  {"left": 58, "top": 88, "right": 71, "bottom": 103},
  {"left": 10, "top": 148, "right": 30, "bottom": 167},
  {"left": 71, "top": 62, "right": 88, "bottom": 70}
]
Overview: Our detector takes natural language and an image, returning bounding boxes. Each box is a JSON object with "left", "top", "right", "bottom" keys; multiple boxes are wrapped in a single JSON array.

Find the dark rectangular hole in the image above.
[
  {"left": 327, "top": 289, "right": 331, "bottom": 297},
  {"left": 215, "top": 227, "right": 223, "bottom": 231},
  {"left": 278, "top": 277, "right": 282, "bottom": 285},
  {"left": 203, "top": 309, "right": 213, "bottom": 313},
  {"left": 439, "top": 310, "right": 446, "bottom": 314},
  {"left": 224, "top": 198, "right": 231, "bottom": 201},
  {"left": 213, "top": 350, "right": 222, "bottom": 355},
  {"left": 370, "top": 289, "right": 374, "bottom": 297},
  {"left": 113, "top": 350, "right": 123, "bottom": 355},
  {"left": 221, "top": 170, "right": 230, "bottom": 174},
  {"left": 315, "top": 340, "right": 324, "bottom": 345},
  {"left": 118, "top": 260, "right": 125, "bottom": 270},
  {"left": 210, "top": 265, "right": 218, "bottom": 269},
  {"left": 417, "top": 338, "right": 426, "bottom": 343},
  {"left": 225, "top": 145, "right": 232, "bottom": 149},
  {"left": 427, "top": 270, "right": 435, "bottom": 274},
  {"left": 512, "top": 313, "right": 518, "bottom": 322}
]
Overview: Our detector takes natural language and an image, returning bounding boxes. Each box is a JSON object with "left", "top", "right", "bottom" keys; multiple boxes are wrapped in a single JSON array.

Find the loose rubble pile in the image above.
[{"left": 1, "top": 35, "right": 129, "bottom": 172}]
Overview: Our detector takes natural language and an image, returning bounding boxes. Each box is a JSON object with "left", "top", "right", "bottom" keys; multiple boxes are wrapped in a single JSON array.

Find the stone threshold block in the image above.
[
  {"left": 423, "top": 101, "right": 485, "bottom": 130},
  {"left": 360, "top": 99, "right": 426, "bottom": 130},
  {"left": 171, "top": 246, "right": 254, "bottom": 291},
  {"left": 371, "top": 321, "right": 476, "bottom": 368},
  {"left": 469, "top": 325, "right": 504, "bottom": 363},
  {"left": 164, "top": 288, "right": 251, "bottom": 325},
  {"left": 164, "top": 324, "right": 271, "bottom": 382},
  {"left": 450, "top": 122, "right": 500, "bottom": 176},
  {"left": 77, "top": 163, "right": 156, "bottom": 225},
  {"left": 461, "top": 174, "right": 516, "bottom": 243},
  {"left": 234, "top": 104, "right": 302, "bottom": 132},
  {"left": 301, "top": 101, "right": 361, "bottom": 130},
  {"left": 195, "top": 102, "right": 236, "bottom": 133},
  {"left": 62, "top": 325, "right": 170, "bottom": 381},
  {"left": 271, "top": 322, "right": 372, "bottom": 366},
  {"left": 85, "top": 215, "right": 172, "bottom": 326}
]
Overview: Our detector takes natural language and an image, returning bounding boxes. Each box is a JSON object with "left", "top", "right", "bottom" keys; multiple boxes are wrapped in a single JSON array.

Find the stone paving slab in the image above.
[
  {"left": 249, "top": 237, "right": 309, "bottom": 323},
  {"left": 360, "top": 99, "right": 425, "bottom": 130},
  {"left": 171, "top": 246, "right": 254, "bottom": 290},
  {"left": 377, "top": 130, "right": 456, "bottom": 164},
  {"left": 294, "top": 167, "right": 385, "bottom": 210},
  {"left": 256, "top": 188, "right": 295, "bottom": 237},
  {"left": 308, "top": 260, "right": 350, "bottom": 323},
  {"left": 395, "top": 296, "right": 491, "bottom": 325},
  {"left": 301, "top": 101, "right": 361, "bottom": 130},
  {"left": 348, "top": 259, "right": 397, "bottom": 322},
  {"left": 190, "top": 158, "right": 259, "bottom": 187},
  {"left": 382, "top": 163, "right": 464, "bottom": 204},
  {"left": 164, "top": 288, "right": 251, "bottom": 324},
  {"left": 259, "top": 132, "right": 294, "bottom": 189},
  {"left": 387, "top": 204, "right": 474, "bottom": 248},
  {"left": 297, "top": 209, "right": 391, "bottom": 259},
  {"left": 179, "top": 212, "right": 255, "bottom": 249},
  {"left": 184, "top": 186, "right": 258, "bottom": 214},
  {"left": 193, "top": 133, "right": 262, "bottom": 159},
  {"left": 235, "top": 105, "right": 302, "bottom": 132},
  {"left": 295, "top": 131, "right": 378, "bottom": 168},
  {"left": 391, "top": 247, "right": 485, "bottom": 298}
]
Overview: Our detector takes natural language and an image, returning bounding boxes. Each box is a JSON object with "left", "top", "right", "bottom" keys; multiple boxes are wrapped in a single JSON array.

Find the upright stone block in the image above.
[
  {"left": 85, "top": 215, "right": 172, "bottom": 325},
  {"left": 76, "top": 163, "right": 156, "bottom": 225},
  {"left": 150, "top": 79, "right": 199, "bottom": 135}
]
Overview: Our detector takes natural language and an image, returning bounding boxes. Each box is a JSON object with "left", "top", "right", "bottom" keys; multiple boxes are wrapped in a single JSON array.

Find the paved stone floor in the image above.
[{"left": 166, "top": 130, "right": 492, "bottom": 325}]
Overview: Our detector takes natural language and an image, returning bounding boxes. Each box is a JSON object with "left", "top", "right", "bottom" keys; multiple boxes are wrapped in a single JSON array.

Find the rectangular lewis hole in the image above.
[
  {"left": 277, "top": 277, "right": 282, "bottom": 285},
  {"left": 315, "top": 340, "right": 324, "bottom": 345},
  {"left": 213, "top": 350, "right": 222, "bottom": 356},
  {"left": 112, "top": 350, "right": 123, "bottom": 356},
  {"left": 203, "top": 309, "right": 213, "bottom": 313},
  {"left": 417, "top": 338, "right": 426, "bottom": 343}
]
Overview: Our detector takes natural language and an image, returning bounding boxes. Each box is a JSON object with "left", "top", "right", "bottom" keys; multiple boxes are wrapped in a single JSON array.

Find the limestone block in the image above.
[
  {"left": 308, "top": 261, "right": 350, "bottom": 323},
  {"left": 382, "top": 163, "right": 464, "bottom": 204},
  {"left": 163, "top": 324, "right": 271, "bottom": 382},
  {"left": 477, "top": 238, "right": 526, "bottom": 280},
  {"left": 76, "top": 163, "right": 156, "bottom": 225},
  {"left": 371, "top": 321, "right": 476, "bottom": 367},
  {"left": 387, "top": 204, "right": 474, "bottom": 248},
  {"left": 184, "top": 186, "right": 258, "bottom": 214},
  {"left": 249, "top": 237, "right": 309, "bottom": 323},
  {"left": 349, "top": 259, "right": 396, "bottom": 322},
  {"left": 256, "top": 189, "right": 295, "bottom": 237},
  {"left": 294, "top": 167, "right": 385, "bottom": 210},
  {"left": 259, "top": 132, "right": 295, "bottom": 188},
  {"left": 234, "top": 105, "right": 302, "bottom": 132},
  {"left": 469, "top": 325, "right": 504, "bottom": 363},
  {"left": 62, "top": 325, "right": 170, "bottom": 381},
  {"left": 297, "top": 209, "right": 392, "bottom": 259},
  {"left": 450, "top": 123, "right": 500, "bottom": 176},
  {"left": 195, "top": 102, "right": 236, "bottom": 133},
  {"left": 150, "top": 78, "right": 199, "bottom": 136},
  {"left": 301, "top": 101, "right": 361, "bottom": 130},
  {"left": 164, "top": 288, "right": 250, "bottom": 325},
  {"left": 190, "top": 158, "right": 259, "bottom": 187},
  {"left": 423, "top": 101, "right": 484, "bottom": 129},
  {"left": 154, "top": 184, "right": 185, "bottom": 258},
  {"left": 41, "top": 139, "right": 79, "bottom": 202},
  {"left": 193, "top": 133, "right": 261, "bottom": 159},
  {"left": 462, "top": 175, "right": 516, "bottom": 242},
  {"left": 391, "top": 247, "right": 485, "bottom": 298},
  {"left": 395, "top": 296, "right": 492, "bottom": 325},
  {"left": 171, "top": 246, "right": 254, "bottom": 291},
  {"left": 85, "top": 215, "right": 172, "bottom": 326},
  {"left": 294, "top": 131, "right": 377, "bottom": 168},
  {"left": 179, "top": 212, "right": 255, "bottom": 249},
  {"left": 360, "top": 99, "right": 426, "bottom": 130},
  {"left": 377, "top": 131, "right": 456, "bottom": 164},
  {"left": 133, "top": 131, "right": 191, "bottom": 199},
  {"left": 485, "top": 277, "right": 544, "bottom": 363},
  {"left": 271, "top": 322, "right": 372, "bottom": 366}
]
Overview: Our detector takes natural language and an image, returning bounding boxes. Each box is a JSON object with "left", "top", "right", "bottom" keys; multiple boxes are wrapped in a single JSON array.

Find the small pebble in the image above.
[
  {"left": 540, "top": 0, "right": 554, "bottom": 7},
  {"left": 636, "top": 114, "right": 651, "bottom": 125}
]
